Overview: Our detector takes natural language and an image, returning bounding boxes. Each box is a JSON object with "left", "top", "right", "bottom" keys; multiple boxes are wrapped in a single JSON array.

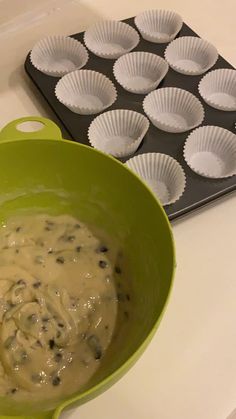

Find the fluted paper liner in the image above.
[
  {"left": 126, "top": 153, "right": 186, "bottom": 205},
  {"left": 30, "top": 35, "right": 89, "bottom": 77},
  {"left": 143, "top": 87, "right": 204, "bottom": 133},
  {"left": 134, "top": 9, "right": 183, "bottom": 43},
  {"left": 113, "top": 51, "right": 169, "bottom": 94},
  {"left": 55, "top": 70, "right": 117, "bottom": 115},
  {"left": 184, "top": 125, "right": 236, "bottom": 178},
  {"left": 84, "top": 20, "right": 139, "bottom": 59},
  {"left": 198, "top": 69, "right": 236, "bottom": 111},
  {"left": 88, "top": 109, "right": 150, "bottom": 157},
  {"left": 164, "top": 36, "right": 218, "bottom": 76}
]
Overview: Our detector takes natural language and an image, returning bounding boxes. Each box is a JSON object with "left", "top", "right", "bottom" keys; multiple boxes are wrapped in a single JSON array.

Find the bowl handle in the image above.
[{"left": 0, "top": 117, "right": 62, "bottom": 142}]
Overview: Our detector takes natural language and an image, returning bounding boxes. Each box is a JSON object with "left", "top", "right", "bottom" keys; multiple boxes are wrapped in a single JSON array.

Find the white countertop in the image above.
[{"left": 0, "top": 1, "right": 236, "bottom": 418}]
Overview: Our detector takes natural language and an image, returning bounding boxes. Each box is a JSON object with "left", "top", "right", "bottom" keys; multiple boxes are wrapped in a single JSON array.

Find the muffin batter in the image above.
[{"left": 0, "top": 214, "right": 124, "bottom": 401}]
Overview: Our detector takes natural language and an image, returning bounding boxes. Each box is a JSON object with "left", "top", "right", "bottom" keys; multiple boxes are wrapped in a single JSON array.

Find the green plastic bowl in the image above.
[{"left": 0, "top": 117, "right": 175, "bottom": 419}]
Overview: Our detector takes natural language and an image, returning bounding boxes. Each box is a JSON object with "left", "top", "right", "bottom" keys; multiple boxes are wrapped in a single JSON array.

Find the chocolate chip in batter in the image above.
[
  {"left": 54, "top": 352, "right": 62, "bottom": 363},
  {"left": 17, "top": 279, "right": 26, "bottom": 285},
  {"left": 49, "top": 339, "right": 55, "bottom": 349},
  {"left": 15, "top": 226, "right": 21, "bottom": 232},
  {"left": 99, "top": 260, "right": 108, "bottom": 269},
  {"left": 52, "top": 375, "right": 61, "bottom": 386},
  {"left": 56, "top": 256, "right": 64, "bottom": 264},
  {"left": 74, "top": 223, "right": 80, "bottom": 229},
  {"left": 66, "top": 235, "right": 75, "bottom": 242},
  {"left": 76, "top": 245, "right": 81, "bottom": 252},
  {"left": 115, "top": 266, "right": 122, "bottom": 274},
  {"left": 27, "top": 314, "right": 37, "bottom": 323},
  {"left": 98, "top": 245, "right": 108, "bottom": 253},
  {"left": 10, "top": 388, "right": 17, "bottom": 394},
  {"left": 33, "top": 281, "right": 41, "bottom": 289},
  {"left": 87, "top": 335, "right": 102, "bottom": 360}
]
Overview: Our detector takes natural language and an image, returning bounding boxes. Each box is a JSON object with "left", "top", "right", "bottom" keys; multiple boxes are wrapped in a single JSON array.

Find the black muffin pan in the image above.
[{"left": 24, "top": 17, "right": 236, "bottom": 221}]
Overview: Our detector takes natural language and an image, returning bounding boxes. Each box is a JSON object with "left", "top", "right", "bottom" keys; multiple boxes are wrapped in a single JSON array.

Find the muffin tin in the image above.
[{"left": 24, "top": 16, "right": 236, "bottom": 221}]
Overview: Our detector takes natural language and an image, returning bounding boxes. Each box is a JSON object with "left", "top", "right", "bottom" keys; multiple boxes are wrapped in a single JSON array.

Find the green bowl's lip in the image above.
[{"left": 0, "top": 138, "right": 176, "bottom": 417}]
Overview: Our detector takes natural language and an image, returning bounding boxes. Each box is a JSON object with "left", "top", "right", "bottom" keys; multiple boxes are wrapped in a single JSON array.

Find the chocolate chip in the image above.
[
  {"left": 15, "top": 226, "right": 21, "bottom": 232},
  {"left": 117, "top": 292, "right": 126, "bottom": 302},
  {"left": 27, "top": 314, "right": 37, "bottom": 323},
  {"left": 15, "top": 249, "right": 19, "bottom": 254},
  {"left": 33, "top": 281, "right": 41, "bottom": 289},
  {"left": 76, "top": 246, "right": 81, "bottom": 252},
  {"left": 99, "top": 260, "right": 108, "bottom": 269},
  {"left": 98, "top": 245, "right": 108, "bottom": 253},
  {"left": 17, "top": 279, "right": 26, "bottom": 285},
  {"left": 42, "top": 317, "right": 49, "bottom": 323},
  {"left": 49, "top": 339, "right": 55, "bottom": 349},
  {"left": 42, "top": 325, "right": 48, "bottom": 332},
  {"left": 58, "top": 322, "right": 64, "bottom": 328},
  {"left": 126, "top": 293, "right": 131, "bottom": 301},
  {"left": 67, "top": 235, "right": 75, "bottom": 242},
  {"left": 115, "top": 266, "right": 121, "bottom": 274},
  {"left": 56, "top": 256, "right": 64, "bottom": 264},
  {"left": 11, "top": 388, "right": 17, "bottom": 394},
  {"left": 54, "top": 353, "right": 62, "bottom": 362},
  {"left": 48, "top": 249, "right": 54, "bottom": 254},
  {"left": 52, "top": 375, "right": 61, "bottom": 386},
  {"left": 87, "top": 335, "right": 102, "bottom": 360}
]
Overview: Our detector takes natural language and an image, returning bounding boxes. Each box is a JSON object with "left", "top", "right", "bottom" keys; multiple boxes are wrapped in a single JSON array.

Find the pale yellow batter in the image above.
[{"left": 0, "top": 214, "right": 129, "bottom": 401}]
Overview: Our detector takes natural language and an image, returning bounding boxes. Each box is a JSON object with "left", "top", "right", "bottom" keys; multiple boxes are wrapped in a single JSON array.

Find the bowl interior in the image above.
[{"left": 0, "top": 139, "right": 174, "bottom": 415}]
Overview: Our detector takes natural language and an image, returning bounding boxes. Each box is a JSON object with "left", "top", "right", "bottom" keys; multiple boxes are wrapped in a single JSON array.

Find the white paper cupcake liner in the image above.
[
  {"left": 55, "top": 70, "right": 117, "bottom": 115},
  {"left": 164, "top": 36, "right": 218, "bottom": 76},
  {"left": 126, "top": 153, "right": 186, "bottom": 205},
  {"left": 84, "top": 20, "right": 139, "bottom": 59},
  {"left": 30, "top": 35, "right": 89, "bottom": 77},
  {"left": 198, "top": 69, "right": 236, "bottom": 111},
  {"left": 184, "top": 125, "right": 236, "bottom": 178},
  {"left": 134, "top": 9, "right": 183, "bottom": 44},
  {"left": 88, "top": 109, "right": 149, "bottom": 157},
  {"left": 143, "top": 87, "right": 204, "bottom": 133},
  {"left": 113, "top": 51, "right": 169, "bottom": 94}
]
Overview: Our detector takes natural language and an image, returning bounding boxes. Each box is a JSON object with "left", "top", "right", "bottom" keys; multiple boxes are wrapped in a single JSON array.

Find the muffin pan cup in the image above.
[
  {"left": 184, "top": 125, "right": 236, "bottom": 178},
  {"left": 198, "top": 69, "right": 236, "bottom": 111},
  {"left": 126, "top": 153, "right": 186, "bottom": 205},
  {"left": 134, "top": 9, "right": 183, "bottom": 44},
  {"left": 113, "top": 51, "right": 169, "bottom": 94},
  {"left": 164, "top": 36, "right": 218, "bottom": 76},
  {"left": 84, "top": 20, "right": 140, "bottom": 59},
  {"left": 25, "top": 17, "right": 236, "bottom": 221},
  {"left": 143, "top": 87, "right": 205, "bottom": 133},
  {"left": 88, "top": 109, "right": 150, "bottom": 157},
  {"left": 30, "top": 35, "right": 89, "bottom": 77},
  {"left": 55, "top": 70, "right": 117, "bottom": 115}
]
